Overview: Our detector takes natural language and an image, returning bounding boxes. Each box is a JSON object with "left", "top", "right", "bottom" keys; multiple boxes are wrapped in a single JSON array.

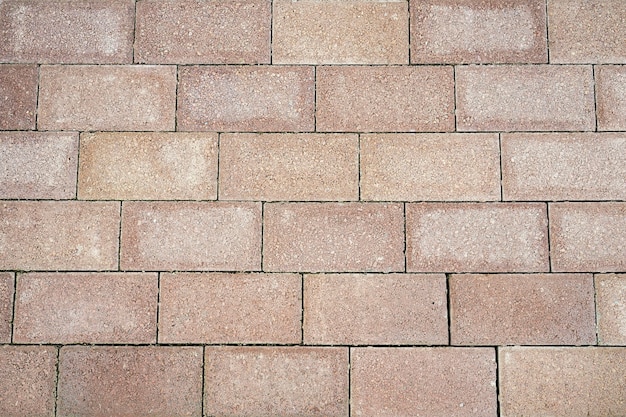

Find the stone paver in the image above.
[
  {"left": 596, "top": 65, "right": 626, "bottom": 131},
  {"left": 0, "top": 64, "right": 37, "bottom": 130},
  {"left": 0, "top": 273, "right": 13, "bottom": 343},
  {"left": 595, "top": 274, "right": 626, "bottom": 345}
]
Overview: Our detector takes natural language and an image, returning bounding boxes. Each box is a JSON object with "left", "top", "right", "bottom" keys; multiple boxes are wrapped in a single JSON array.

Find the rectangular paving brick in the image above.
[
  {"left": 502, "top": 133, "right": 626, "bottom": 201},
  {"left": 205, "top": 346, "right": 348, "bottom": 417},
  {"left": 450, "top": 274, "right": 596, "bottom": 346},
  {"left": 57, "top": 346, "right": 202, "bottom": 417},
  {"left": 219, "top": 133, "right": 358, "bottom": 201},
  {"left": 595, "top": 274, "right": 626, "bottom": 345},
  {"left": 0, "top": 272, "right": 13, "bottom": 343},
  {"left": 456, "top": 65, "right": 595, "bottom": 131},
  {"left": 159, "top": 273, "right": 301, "bottom": 344},
  {"left": 500, "top": 347, "right": 626, "bottom": 416},
  {"left": 0, "top": 201, "right": 120, "bottom": 271},
  {"left": 411, "top": 0, "right": 547, "bottom": 64},
  {"left": 135, "top": 0, "right": 270, "bottom": 64},
  {"left": 38, "top": 65, "right": 176, "bottom": 131},
  {"left": 407, "top": 203, "right": 549, "bottom": 273},
  {"left": 264, "top": 203, "right": 404, "bottom": 272},
  {"left": 78, "top": 132, "right": 218, "bottom": 200},
  {"left": 596, "top": 65, "right": 626, "bottom": 130},
  {"left": 178, "top": 65, "right": 314, "bottom": 132},
  {"left": 13, "top": 273, "right": 157, "bottom": 344},
  {"left": 121, "top": 201, "right": 261, "bottom": 271},
  {"left": 352, "top": 347, "right": 497, "bottom": 417},
  {"left": 304, "top": 274, "right": 447, "bottom": 345},
  {"left": 273, "top": 0, "right": 408, "bottom": 64},
  {"left": 361, "top": 133, "right": 500, "bottom": 201},
  {"left": 550, "top": 203, "right": 626, "bottom": 272},
  {"left": 0, "top": 64, "right": 37, "bottom": 129},
  {"left": 317, "top": 66, "right": 454, "bottom": 132}
]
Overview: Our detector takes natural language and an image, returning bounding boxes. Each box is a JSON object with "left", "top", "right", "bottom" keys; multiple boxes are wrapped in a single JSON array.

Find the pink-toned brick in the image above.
[
  {"left": 159, "top": 273, "right": 300, "bottom": 344},
  {"left": 205, "top": 346, "right": 348, "bottom": 417},
  {"left": 596, "top": 65, "right": 626, "bottom": 131},
  {"left": 0, "top": 64, "right": 37, "bottom": 129},
  {"left": 361, "top": 133, "right": 500, "bottom": 201},
  {"left": 0, "top": 272, "right": 13, "bottom": 343},
  {"left": 456, "top": 65, "right": 595, "bottom": 131},
  {"left": 13, "top": 273, "right": 157, "bottom": 344},
  {"left": 38, "top": 65, "right": 176, "bottom": 131},
  {"left": 264, "top": 203, "right": 404, "bottom": 272},
  {"left": 135, "top": 0, "right": 270, "bottom": 64},
  {"left": 219, "top": 133, "right": 358, "bottom": 201},
  {"left": 121, "top": 201, "right": 261, "bottom": 271},
  {"left": 595, "top": 274, "right": 626, "bottom": 345},
  {"left": 57, "top": 346, "right": 202, "bottom": 417},
  {"left": 352, "top": 347, "right": 497, "bottom": 417},
  {"left": 0, "top": 201, "right": 120, "bottom": 271},
  {"left": 550, "top": 203, "right": 626, "bottom": 272},
  {"left": 78, "top": 132, "right": 218, "bottom": 200},
  {"left": 407, "top": 203, "right": 549, "bottom": 273},
  {"left": 304, "top": 274, "right": 447, "bottom": 345},
  {"left": 450, "top": 274, "right": 596, "bottom": 346},
  {"left": 178, "top": 65, "right": 314, "bottom": 132}
]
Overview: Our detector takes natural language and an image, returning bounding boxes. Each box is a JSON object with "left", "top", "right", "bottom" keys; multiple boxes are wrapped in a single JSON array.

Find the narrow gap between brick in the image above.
[
  {"left": 300, "top": 273, "right": 305, "bottom": 345},
  {"left": 544, "top": 0, "right": 551, "bottom": 63},
  {"left": 117, "top": 202, "right": 123, "bottom": 271},
  {"left": 34, "top": 64, "right": 41, "bottom": 130},
  {"left": 260, "top": 202, "right": 265, "bottom": 272},
  {"left": 445, "top": 273, "right": 452, "bottom": 345},
  {"left": 216, "top": 133, "right": 221, "bottom": 200},
  {"left": 132, "top": 0, "right": 138, "bottom": 63},
  {"left": 403, "top": 203, "right": 407, "bottom": 273},
  {"left": 174, "top": 66, "right": 180, "bottom": 132},
  {"left": 10, "top": 272, "right": 17, "bottom": 344},
  {"left": 452, "top": 65, "right": 458, "bottom": 132},
  {"left": 357, "top": 134, "right": 361, "bottom": 201},
  {"left": 494, "top": 347, "right": 501, "bottom": 417},
  {"left": 269, "top": 0, "right": 274, "bottom": 64},
  {"left": 407, "top": 0, "right": 411, "bottom": 64},
  {"left": 75, "top": 133, "right": 82, "bottom": 200},
  {"left": 54, "top": 346, "right": 60, "bottom": 417},
  {"left": 592, "top": 273, "right": 599, "bottom": 345},
  {"left": 546, "top": 202, "right": 552, "bottom": 273},
  {"left": 347, "top": 348, "right": 352, "bottom": 417},
  {"left": 155, "top": 272, "right": 161, "bottom": 343},
  {"left": 498, "top": 134, "right": 504, "bottom": 202},
  {"left": 592, "top": 65, "right": 599, "bottom": 132},
  {"left": 313, "top": 66, "right": 317, "bottom": 132},
  {"left": 201, "top": 346, "right": 206, "bottom": 417}
]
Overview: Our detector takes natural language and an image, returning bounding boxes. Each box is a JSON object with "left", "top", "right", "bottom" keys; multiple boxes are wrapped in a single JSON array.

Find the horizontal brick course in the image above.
[
  {"left": 0, "top": 64, "right": 37, "bottom": 130},
  {"left": 596, "top": 65, "right": 626, "bottom": 131},
  {"left": 595, "top": 274, "right": 626, "bottom": 345},
  {"left": 0, "top": 273, "right": 13, "bottom": 343}
]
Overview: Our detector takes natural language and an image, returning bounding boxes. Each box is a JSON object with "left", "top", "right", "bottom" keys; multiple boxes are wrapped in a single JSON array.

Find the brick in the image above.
[
  {"left": 596, "top": 65, "right": 626, "bottom": 130},
  {"left": 14, "top": 273, "right": 157, "bottom": 344},
  {"left": 0, "top": 64, "right": 37, "bottom": 129},
  {"left": 178, "top": 66, "right": 314, "bottom": 132},
  {"left": 273, "top": 0, "right": 408, "bottom": 65},
  {"left": 205, "top": 346, "right": 348, "bottom": 417},
  {"left": 407, "top": 203, "right": 549, "bottom": 273},
  {"left": 456, "top": 65, "right": 595, "bottom": 131},
  {"left": 352, "top": 347, "right": 497, "bottom": 417},
  {"left": 78, "top": 132, "right": 218, "bottom": 200},
  {"left": 0, "top": 273, "right": 13, "bottom": 343},
  {"left": 304, "top": 274, "right": 447, "bottom": 345},
  {"left": 135, "top": 0, "right": 270, "bottom": 64},
  {"left": 450, "top": 274, "right": 596, "bottom": 346},
  {"left": 38, "top": 65, "right": 176, "bottom": 131},
  {"left": 0, "top": 132, "right": 78, "bottom": 200},
  {"left": 500, "top": 347, "right": 626, "bottom": 416},
  {"left": 595, "top": 274, "right": 626, "bottom": 345},
  {"left": 0, "top": 201, "right": 120, "bottom": 271},
  {"left": 550, "top": 203, "right": 626, "bottom": 272},
  {"left": 411, "top": 0, "right": 547, "bottom": 64},
  {"left": 502, "top": 133, "right": 626, "bottom": 201},
  {"left": 121, "top": 201, "right": 261, "bottom": 271},
  {"left": 219, "top": 133, "right": 358, "bottom": 201},
  {"left": 159, "top": 273, "right": 300, "bottom": 344},
  {"left": 361, "top": 133, "right": 500, "bottom": 201},
  {"left": 317, "top": 66, "right": 454, "bottom": 132},
  {"left": 57, "top": 346, "right": 202, "bottom": 417},
  {"left": 264, "top": 203, "right": 404, "bottom": 272}
]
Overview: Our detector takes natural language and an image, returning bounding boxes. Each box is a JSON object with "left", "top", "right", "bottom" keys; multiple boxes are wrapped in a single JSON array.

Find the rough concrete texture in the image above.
[
  {"left": 596, "top": 65, "right": 626, "bottom": 131},
  {"left": 0, "top": 272, "right": 14, "bottom": 343},
  {"left": 0, "top": 64, "right": 37, "bottom": 129},
  {"left": 595, "top": 274, "right": 626, "bottom": 345}
]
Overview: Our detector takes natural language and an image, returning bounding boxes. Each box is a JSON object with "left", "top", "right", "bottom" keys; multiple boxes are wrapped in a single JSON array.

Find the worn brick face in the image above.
[
  {"left": 0, "top": 64, "right": 37, "bottom": 130},
  {"left": 595, "top": 274, "right": 626, "bottom": 345},
  {"left": 0, "top": 272, "right": 14, "bottom": 343},
  {"left": 596, "top": 65, "right": 626, "bottom": 131}
]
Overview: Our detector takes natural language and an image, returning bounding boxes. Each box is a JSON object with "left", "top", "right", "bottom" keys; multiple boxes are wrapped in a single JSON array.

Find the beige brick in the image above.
[
  {"left": 219, "top": 133, "right": 358, "bottom": 201},
  {"left": 361, "top": 133, "right": 500, "bottom": 201},
  {"left": 14, "top": 273, "right": 157, "bottom": 344},
  {"left": 78, "top": 132, "right": 218, "bottom": 200},
  {"left": 352, "top": 347, "right": 497, "bottom": 417},
  {"left": 304, "top": 274, "right": 447, "bottom": 345},
  {"left": 159, "top": 273, "right": 301, "bottom": 344},
  {"left": 0, "top": 64, "right": 37, "bottom": 129},
  {"left": 450, "top": 274, "right": 596, "bottom": 346},
  {"left": 58, "top": 346, "right": 202, "bottom": 417},
  {"left": 120, "top": 201, "right": 261, "bottom": 271},
  {"left": 595, "top": 274, "right": 626, "bottom": 345},
  {"left": 178, "top": 65, "right": 314, "bottom": 132},
  {"left": 596, "top": 65, "right": 626, "bottom": 131},
  {"left": 0, "top": 272, "right": 13, "bottom": 343},
  {"left": 38, "top": 65, "right": 176, "bottom": 131},
  {"left": 0, "top": 201, "right": 120, "bottom": 271},
  {"left": 205, "top": 346, "right": 348, "bottom": 417},
  {"left": 264, "top": 203, "right": 404, "bottom": 272},
  {"left": 456, "top": 65, "right": 595, "bottom": 131}
]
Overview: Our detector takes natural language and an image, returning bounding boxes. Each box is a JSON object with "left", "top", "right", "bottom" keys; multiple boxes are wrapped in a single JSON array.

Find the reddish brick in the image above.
[
  {"left": 595, "top": 274, "right": 626, "bottom": 345},
  {"left": 135, "top": 0, "right": 270, "bottom": 64},
  {"left": 361, "top": 133, "right": 500, "bottom": 201},
  {"left": 38, "top": 65, "right": 176, "bottom": 131},
  {"left": 450, "top": 274, "right": 596, "bottom": 346},
  {"left": 219, "top": 133, "right": 358, "bottom": 201},
  {"left": 205, "top": 346, "right": 348, "bottom": 417},
  {"left": 264, "top": 203, "right": 404, "bottom": 272},
  {"left": 121, "top": 202, "right": 261, "bottom": 271},
  {"left": 407, "top": 203, "right": 549, "bottom": 273},
  {"left": 0, "top": 201, "right": 120, "bottom": 271},
  {"left": 178, "top": 66, "right": 314, "bottom": 132},
  {"left": 456, "top": 65, "right": 595, "bottom": 131},
  {"left": 13, "top": 273, "right": 157, "bottom": 344},
  {"left": 352, "top": 347, "right": 497, "bottom": 417},
  {"left": 57, "top": 346, "right": 203, "bottom": 417},
  {"left": 317, "top": 66, "right": 454, "bottom": 132},
  {"left": 0, "top": 272, "right": 13, "bottom": 343},
  {"left": 0, "top": 64, "right": 37, "bottom": 129},
  {"left": 596, "top": 65, "right": 626, "bottom": 131}
]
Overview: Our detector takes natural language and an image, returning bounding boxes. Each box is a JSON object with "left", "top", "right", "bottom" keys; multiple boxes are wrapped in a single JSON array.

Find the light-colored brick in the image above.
[
  {"left": 596, "top": 65, "right": 626, "bottom": 131},
  {"left": 0, "top": 272, "right": 13, "bottom": 343},
  {"left": 595, "top": 274, "right": 626, "bottom": 345},
  {"left": 0, "top": 64, "right": 37, "bottom": 129}
]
